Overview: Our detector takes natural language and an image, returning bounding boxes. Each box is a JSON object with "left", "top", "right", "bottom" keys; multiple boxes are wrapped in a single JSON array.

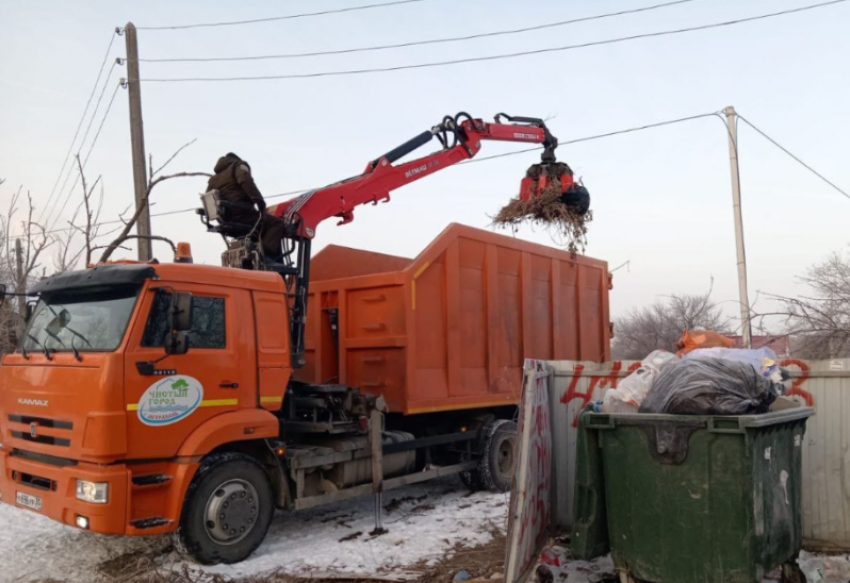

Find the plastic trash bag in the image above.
[
  {"left": 602, "top": 350, "right": 675, "bottom": 414},
  {"left": 639, "top": 357, "right": 778, "bottom": 415},
  {"left": 674, "top": 329, "right": 734, "bottom": 356},
  {"left": 683, "top": 347, "right": 778, "bottom": 374}
]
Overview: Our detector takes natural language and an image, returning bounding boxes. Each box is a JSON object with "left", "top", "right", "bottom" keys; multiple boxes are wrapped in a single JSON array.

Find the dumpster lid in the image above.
[{"left": 583, "top": 407, "right": 814, "bottom": 432}]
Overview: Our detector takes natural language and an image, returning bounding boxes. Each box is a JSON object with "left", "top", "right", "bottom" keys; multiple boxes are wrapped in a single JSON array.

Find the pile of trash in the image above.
[
  {"left": 492, "top": 162, "right": 592, "bottom": 254},
  {"left": 600, "top": 330, "right": 793, "bottom": 416}
]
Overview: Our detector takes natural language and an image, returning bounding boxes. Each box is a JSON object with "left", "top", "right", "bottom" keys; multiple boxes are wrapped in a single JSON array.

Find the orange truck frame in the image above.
[{"left": 0, "top": 112, "right": 609, "bottom": 565}]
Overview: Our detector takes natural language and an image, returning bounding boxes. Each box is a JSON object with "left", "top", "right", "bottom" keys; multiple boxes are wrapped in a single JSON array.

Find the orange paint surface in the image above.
[{"left": 295, "top": 224, "right": 612, "bottom": 414}]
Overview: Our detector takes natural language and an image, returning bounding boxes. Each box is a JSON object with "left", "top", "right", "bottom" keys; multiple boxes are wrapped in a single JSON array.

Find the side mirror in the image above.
[
  {"left": 170, "top": 292, "right": 193, "bottom": 332},
  {"left": 166, "top": 330, "right": 190, "bottom": 356}
]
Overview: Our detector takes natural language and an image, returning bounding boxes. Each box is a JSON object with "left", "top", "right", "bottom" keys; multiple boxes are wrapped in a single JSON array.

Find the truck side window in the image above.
[{"left": 141, "top": 293, "right": 226, "bottom": 349}]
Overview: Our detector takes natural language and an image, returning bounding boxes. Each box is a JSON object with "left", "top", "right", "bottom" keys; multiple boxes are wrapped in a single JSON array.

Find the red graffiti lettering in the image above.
[
  {"left": 560, "top": 361, "right": 639, "bottom": 426},
  {"left": 516, "top": 373, "right": 552, "bottom": 572},
  {"left": 780, "top": 358, "right": 814, "bottom": 406}
]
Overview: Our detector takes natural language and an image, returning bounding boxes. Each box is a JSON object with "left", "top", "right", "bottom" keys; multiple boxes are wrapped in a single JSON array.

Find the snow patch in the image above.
[{"left": 0, "top": 477, "right": 508, "bottom": 582}]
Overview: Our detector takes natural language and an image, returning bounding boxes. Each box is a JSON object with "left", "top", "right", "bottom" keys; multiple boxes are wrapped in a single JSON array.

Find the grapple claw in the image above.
[{"left": 492, "top": 157, "right": 593, "bottom": 254}]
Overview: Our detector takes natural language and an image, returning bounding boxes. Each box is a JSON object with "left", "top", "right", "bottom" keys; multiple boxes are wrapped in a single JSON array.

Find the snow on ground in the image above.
[
  {"left": 3, "top": 475, "right": 848, "bottom": 583},
  {"left": 0, "top": 476, "right": 508, "bottom": 583}
]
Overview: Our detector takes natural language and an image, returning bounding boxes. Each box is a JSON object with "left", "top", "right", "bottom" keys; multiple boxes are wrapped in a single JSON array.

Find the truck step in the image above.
[
  {"left": 130, "top": 517, "right": 171, "bottom": 529},
  {"left": 131, "top": 474, "right": 173, "bottom": 487}
]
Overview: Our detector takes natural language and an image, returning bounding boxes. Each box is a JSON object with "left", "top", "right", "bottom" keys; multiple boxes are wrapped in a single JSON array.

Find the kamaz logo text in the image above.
[
  {"left": 17, "top": 398, "right": 48, "bottom": 407},
  {"left": 514, "top": 133, "right": 538, "bottom": 140}
]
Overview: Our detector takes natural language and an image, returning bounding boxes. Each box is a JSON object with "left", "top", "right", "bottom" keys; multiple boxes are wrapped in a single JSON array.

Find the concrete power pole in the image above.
[
  {"left": 723, "top": 106, "right": 753, "bottom": 349},
  {"left": 124, "top": 22, "right": 152, "bottom": 262}
]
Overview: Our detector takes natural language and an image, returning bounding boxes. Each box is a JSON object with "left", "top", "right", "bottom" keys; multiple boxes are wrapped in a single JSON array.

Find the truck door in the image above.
[{"left": 123, "top": 284, "right": 257, "bottom": 460}]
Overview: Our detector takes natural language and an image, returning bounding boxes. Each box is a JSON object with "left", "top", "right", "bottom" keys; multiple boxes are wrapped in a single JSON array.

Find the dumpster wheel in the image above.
[{"left": 780, "top": 560, "right": 806, "bottom": 583}]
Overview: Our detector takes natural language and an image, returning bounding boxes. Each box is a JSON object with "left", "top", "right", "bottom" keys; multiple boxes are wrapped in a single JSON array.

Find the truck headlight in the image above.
[{"left": 75, "top": 480, "right": 108, "bottom": 504}]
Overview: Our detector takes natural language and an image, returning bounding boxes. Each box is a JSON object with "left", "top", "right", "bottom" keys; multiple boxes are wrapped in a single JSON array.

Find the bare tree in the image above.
[
  {"left": 758, "top": 249, "right": 850, "bottom": 359},
  {"left": 0, "top": 184, "right": 52, "bottom": 353},
  {"left": 53, "top": 155, "right": 113, "bottom": 272},
  {"left": 97, "top": 140, "right": 208, "bottom": 263},
  {"left": 612, "top": 285, "right": 731, "bottom": 360}
]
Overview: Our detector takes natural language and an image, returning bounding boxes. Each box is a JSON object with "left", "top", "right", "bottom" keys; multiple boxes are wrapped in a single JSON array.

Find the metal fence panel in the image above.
[
  {"left": 547, "top": 360, "right": 638, "bottom": 529},
  {"left": 788, "top": 359, "right": 850, "bottom": 550},
  {"left": 505, "top": 360, "right": 554, "bottom": 583}
]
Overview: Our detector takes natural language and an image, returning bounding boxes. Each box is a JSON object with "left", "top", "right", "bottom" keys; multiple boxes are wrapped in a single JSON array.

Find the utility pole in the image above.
[
  {"left": 723, "top": 106, "right": 753, "bottom": 349},
  {"left": 124, "top": 22, "right": 152, "bottom": 262}
]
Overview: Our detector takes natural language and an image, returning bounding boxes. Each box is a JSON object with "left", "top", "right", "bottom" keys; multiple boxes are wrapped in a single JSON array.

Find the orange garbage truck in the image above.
[{"left": 0, "top": 112, "right": 610, "bottom": 564}]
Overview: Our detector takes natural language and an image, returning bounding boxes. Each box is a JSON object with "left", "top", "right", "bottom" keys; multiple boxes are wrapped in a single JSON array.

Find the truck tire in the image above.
[
  {"left": 175, "top": 452, "right": 274, "bottom": 565},
  {"left": 478, "top": 419, "right": 517, "bottom": 492}
]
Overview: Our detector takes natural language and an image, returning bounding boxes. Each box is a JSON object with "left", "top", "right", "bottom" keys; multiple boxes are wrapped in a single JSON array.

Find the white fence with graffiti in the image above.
[{"left": 505, "top": 361, "right": 553, "bottom": 583}]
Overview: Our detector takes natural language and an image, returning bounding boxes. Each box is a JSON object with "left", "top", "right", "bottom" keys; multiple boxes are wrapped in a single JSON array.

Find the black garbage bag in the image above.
[{"left": 639, "top": 357, "right": 778, "bottom": 415}]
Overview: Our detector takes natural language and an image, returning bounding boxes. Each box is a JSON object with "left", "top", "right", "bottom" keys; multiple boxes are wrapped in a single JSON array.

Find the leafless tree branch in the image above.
[
  {"left": 151, "top": 138, "right": 197, "bottom": 178},
  {"left": 612, "top": 284, "right": 731, "bottom": 360},
  {"left": 97, "top": 171, "right": 211, "bottom": 263}
]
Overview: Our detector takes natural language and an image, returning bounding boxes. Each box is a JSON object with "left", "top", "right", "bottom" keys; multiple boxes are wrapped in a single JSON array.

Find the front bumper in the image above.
[{"left": 0, "top": 447, "right": 129, "bottom": 534}]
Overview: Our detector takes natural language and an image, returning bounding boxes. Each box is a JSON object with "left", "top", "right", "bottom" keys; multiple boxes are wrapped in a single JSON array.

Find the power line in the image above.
[
  {"left": 461, "top": 112, "right": 721, "bottom": 164},
  {"left": 137, "top": 0, "right": 438, "bottom": 31},
  {"left": 736, "top": 114, "right": 850, "bottom": 201},
  {"left": 48, "top": 82, "right": 123, "bottom": 232},
  {"left": 37, "top": 32, "right": 118, "bottom": 224},
  {"left": 16, "top": 108, "right": 847, "bottom": 243},
  {"left": 140, "top": 0, "right": 699, "bottom": 63},
  {"left": 140, "top": 0, "right": 849, "bottom": 83},
  {"left": 16, "top": 111, "right": 718, "bottom": 242},
  {"left": 44, "top": 62, "right": 119, "bottom": 228}
]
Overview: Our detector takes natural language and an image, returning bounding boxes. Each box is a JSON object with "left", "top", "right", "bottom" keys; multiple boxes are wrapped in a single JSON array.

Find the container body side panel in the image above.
[
  {"left": 413, "top": 255, "right": 448, "bottom": 404},
  {"left": 457, "top": 238, "right": 489, "bottom": 397},
  {"left": 344, "top": 285, "right": 408, "bottom": 411}
]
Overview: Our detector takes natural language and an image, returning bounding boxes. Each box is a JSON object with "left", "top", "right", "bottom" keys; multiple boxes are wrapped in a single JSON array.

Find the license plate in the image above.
[{"left": 16, "top": 491, "right": 42, "bottom": 512}]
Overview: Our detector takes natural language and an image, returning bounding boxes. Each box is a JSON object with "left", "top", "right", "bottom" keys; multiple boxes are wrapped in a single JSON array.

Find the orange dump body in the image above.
[{"left": 295, "top": 223, "right": 612, "bottom": 414}]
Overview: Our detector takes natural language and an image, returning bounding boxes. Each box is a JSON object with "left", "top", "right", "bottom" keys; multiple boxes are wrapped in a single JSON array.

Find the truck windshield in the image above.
[{"left": 22, "top": 286, "right": 140, "bottom": 353}]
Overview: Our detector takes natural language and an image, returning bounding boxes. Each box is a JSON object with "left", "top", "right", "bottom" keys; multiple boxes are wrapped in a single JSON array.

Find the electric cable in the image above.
[
  {"left": 47, "top": 82, "right": 123, "bottom": 232},
  {"left": 44, "top": 63, "right": 119, "bottom": 228},
  {"left": 16, "top": 111, "right": 717, "bottom": 241},
  {"left": 140, "top": 0, "right": 849, "bottom": 83},
  {"left": 140, "top": 0, "right": 700, "bottom": 63},
  {"left": 737, "top": 114, "right": 850, "bottom": 201},
  {"left": 37, "top": 32, "right": 118, "bottom": 224},
  {"left": 16, "top": 109, "right": 847, "bottom": 243},
  {"left": 138, "top": 0, "right": 438, "bottom": 31}
]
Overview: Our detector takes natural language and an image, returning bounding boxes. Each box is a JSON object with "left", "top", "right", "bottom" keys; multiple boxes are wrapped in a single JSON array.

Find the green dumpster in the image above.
[{"left": 571, "top": 408, "right": 814, "bottom": 583}]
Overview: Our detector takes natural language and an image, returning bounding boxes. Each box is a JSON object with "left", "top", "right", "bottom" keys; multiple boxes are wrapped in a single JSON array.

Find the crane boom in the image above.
[
  {"left": 269, "top": 112, "right": 574, "bottom": 239},
  {"left": 203, "top": 111, "right": 589, "bottom": 369}
]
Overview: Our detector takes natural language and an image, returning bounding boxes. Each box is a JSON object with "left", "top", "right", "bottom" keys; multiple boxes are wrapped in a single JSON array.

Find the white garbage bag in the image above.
[{"left": 601, "top": 350, "right": 675, "bottom": 414}]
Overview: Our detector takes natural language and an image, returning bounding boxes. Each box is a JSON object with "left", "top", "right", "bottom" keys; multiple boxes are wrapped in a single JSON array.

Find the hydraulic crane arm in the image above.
[{"left": 269, "top": 112, "right": 569, "bottom": 239}]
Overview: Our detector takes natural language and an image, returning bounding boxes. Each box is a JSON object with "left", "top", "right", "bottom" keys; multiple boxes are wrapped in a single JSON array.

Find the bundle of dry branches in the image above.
[{"left": 491, "top": 163, "right": 592, "bottom": 254}]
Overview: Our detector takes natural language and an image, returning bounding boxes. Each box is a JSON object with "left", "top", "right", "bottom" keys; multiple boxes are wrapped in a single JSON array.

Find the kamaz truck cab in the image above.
[{"left": 0, "top": 260, "right": 295, "bottom": 563}]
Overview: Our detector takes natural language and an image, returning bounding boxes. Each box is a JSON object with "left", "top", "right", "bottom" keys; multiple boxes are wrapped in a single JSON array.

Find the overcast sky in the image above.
[{"left": 1, "top": 0, "right": 848, "bottom": 327}]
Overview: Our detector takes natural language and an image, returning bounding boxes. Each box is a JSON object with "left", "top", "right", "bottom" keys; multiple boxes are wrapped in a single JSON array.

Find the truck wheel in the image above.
[
  {"left": 479, "top": 419, "right": 517, "bottom": 492},
  {"left": 175, "top": 452, "right": 274, "bottom": 565}
]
